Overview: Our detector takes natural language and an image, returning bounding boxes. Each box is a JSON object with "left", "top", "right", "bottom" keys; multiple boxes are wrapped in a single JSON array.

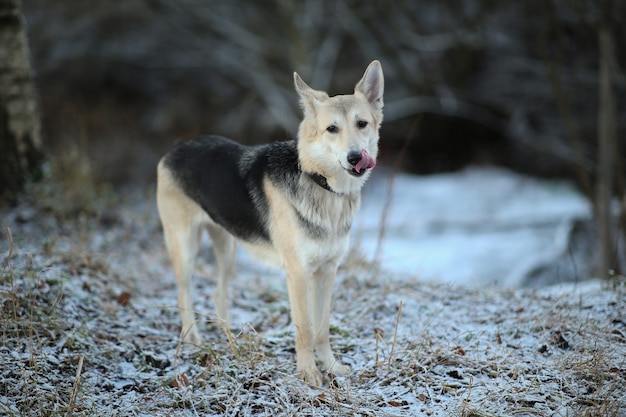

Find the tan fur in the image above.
[{"left": 157, "top": 61, "right": 384, "bottom": 386}]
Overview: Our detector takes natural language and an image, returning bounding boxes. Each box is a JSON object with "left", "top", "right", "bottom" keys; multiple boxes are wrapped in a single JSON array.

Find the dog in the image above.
[{"left": 156, "top": 60, "right": 383, "bottom": 386}]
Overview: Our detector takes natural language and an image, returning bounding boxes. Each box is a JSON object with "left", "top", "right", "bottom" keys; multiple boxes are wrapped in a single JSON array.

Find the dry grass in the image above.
[
  {"left": 1, "top": 230, "right": 79, "bottom": 415},
  {"left": 29, "top": 144, "right": 115, "bottom": 221}
]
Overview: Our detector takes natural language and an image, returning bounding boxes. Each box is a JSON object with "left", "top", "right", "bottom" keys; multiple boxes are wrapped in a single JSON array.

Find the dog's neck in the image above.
[{"left": 307, "top": 173, "right": 333, "bottom": 192}]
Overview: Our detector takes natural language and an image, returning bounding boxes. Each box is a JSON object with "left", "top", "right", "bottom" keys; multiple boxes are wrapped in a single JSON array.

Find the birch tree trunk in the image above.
[{"left": 0, "top": 0, "right": 42, "bottom": 205}]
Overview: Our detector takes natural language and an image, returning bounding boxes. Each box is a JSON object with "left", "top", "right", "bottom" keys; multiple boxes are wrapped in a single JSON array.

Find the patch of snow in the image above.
[{"left": 356, "top": 166, "right": 593, "bottom": 287}]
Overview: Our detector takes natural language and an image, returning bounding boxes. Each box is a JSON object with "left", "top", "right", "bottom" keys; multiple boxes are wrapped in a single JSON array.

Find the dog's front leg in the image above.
[
  {"left": 311, "top": 262, "right": 350, "bottom": 376},
  {"left": 283, "top": 259, "right": 322, "bottom": 386}
]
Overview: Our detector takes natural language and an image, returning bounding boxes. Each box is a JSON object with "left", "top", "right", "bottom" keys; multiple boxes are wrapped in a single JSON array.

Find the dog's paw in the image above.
[
  {"left": 327, "top": 362, "right": 351, "bottom": 376},
  {"left": 181, "top": 328, "right": 203, "bottom": 346},
  {"left": 318, "top": 353, "right": 351, "bottom": 376},
  {"left": 297, "top": 366, "right": 324, "bottom": 387}
]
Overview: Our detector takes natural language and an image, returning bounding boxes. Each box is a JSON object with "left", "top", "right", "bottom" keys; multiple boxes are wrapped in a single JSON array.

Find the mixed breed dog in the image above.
[{"left": 157, "top": 61, "right": 384, "bottom": 386}]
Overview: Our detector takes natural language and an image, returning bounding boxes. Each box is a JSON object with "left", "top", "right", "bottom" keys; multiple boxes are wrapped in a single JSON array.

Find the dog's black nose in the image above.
[{"left": 347, "top": 150, "right": 362, "bottom": 166}]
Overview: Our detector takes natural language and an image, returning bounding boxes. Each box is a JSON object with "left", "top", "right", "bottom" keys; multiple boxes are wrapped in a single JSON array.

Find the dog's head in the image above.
[{"left": 294, "top": 60, "right": 384, "bottom": 194}]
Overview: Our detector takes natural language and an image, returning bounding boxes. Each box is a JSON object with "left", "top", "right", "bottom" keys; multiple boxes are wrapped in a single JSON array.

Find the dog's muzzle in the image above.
[{"left": 347, "top": 149, "right": 376, "bottom": 176}]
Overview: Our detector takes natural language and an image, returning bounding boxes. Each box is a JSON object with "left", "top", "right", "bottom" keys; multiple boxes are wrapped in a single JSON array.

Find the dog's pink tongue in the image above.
[{"left": 355, "top": 149, "right": 376, "bottom": 173}]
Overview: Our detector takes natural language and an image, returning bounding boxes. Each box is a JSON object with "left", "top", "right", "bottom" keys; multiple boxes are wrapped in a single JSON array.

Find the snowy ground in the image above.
[{"left": 1, "top": 168, "right": 625, "bottom": 416}]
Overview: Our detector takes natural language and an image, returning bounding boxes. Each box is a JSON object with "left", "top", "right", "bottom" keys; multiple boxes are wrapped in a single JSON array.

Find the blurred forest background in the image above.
[
  {"left": 19, "top": 0, "right": 626, "bottom": 185},
  {"left": 5, "top": 0, "right": 626, "bottom": 275}
]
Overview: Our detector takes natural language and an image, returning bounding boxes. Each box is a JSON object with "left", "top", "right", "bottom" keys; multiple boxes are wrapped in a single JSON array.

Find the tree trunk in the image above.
[
  {"left": 0, "top": 0, "right": 43, "bottom": 205},
  {"left": 595, "top": 0, "right": 618, "bottom": 278}
]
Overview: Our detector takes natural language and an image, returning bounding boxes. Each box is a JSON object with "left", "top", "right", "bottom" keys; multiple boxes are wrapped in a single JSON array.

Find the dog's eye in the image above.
[
  {"left": 326, "top": 125, "right": 338, "bottom": 133},
  {"left": 357, "top": 120, "right": 368, "bottom": 129}
]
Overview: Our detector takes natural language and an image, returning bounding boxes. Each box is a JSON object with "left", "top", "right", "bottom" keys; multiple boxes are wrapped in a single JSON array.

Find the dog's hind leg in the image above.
[
  {"left": 206, "top": 224, "right": 236, "bottom": 328},
  {"left": 311, "top": 263, "right": 351, "bottom": 376},
  {"left": 157, "top": 163, "right": 204, "bottom": 345},
  {"left": 168, "top": 223, "right": 203, "bottom": 344}
]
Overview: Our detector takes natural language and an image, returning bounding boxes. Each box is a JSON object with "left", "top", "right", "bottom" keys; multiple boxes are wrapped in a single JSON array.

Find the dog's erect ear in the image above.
[
  {"left": 293, "top": 72, "right": 313, "bottom": 96},
  {"left": 294, "top": 72, "right": 329, "bottom": 115},
  {"left": 355, "top": 60, "right": 384, "bottom": 111}
]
